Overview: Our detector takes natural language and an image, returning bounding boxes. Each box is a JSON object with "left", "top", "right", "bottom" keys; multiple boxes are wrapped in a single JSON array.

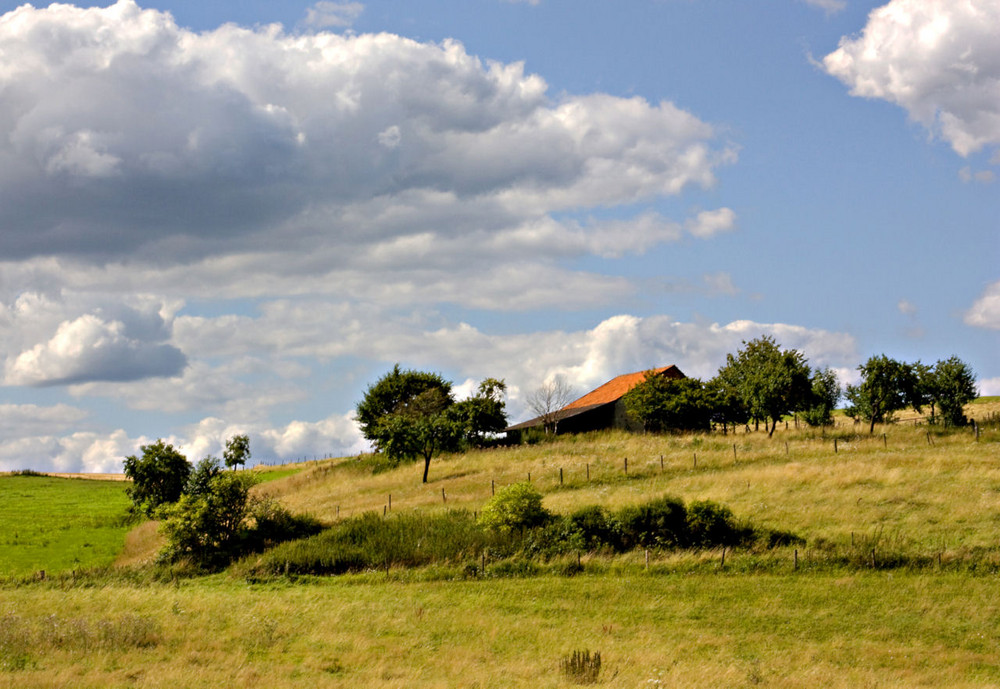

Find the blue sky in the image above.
[{"left": 0, "top": 0, "right": 997, "bottom": 471}]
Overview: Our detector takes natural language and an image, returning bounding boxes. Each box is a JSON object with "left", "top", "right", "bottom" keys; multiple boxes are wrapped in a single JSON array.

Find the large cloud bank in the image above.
[
  {"left": 823, "top": 0, "right": 1000, "bottom": 159},
  {"left": 0, "top": 0, "right": 734, "bottom": 268}
]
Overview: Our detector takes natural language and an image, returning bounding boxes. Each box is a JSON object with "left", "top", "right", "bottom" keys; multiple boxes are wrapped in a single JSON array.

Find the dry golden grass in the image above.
[
  {"left": 3, "top": 572, "right": 999, "bottom": 688},
  {"left": 10, "top": 402, "right": 997, "bottom": 687},
  {"left": 266, "top": 413, "right": 999, "bottom": 554}
]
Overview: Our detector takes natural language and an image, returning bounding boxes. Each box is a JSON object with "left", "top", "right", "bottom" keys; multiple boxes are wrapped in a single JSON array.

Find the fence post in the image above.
[
  {"left": 491, "top": 479, "right": 495, "bottom": 496},
  {"left": 560, "top": 467, "right": 563, "bottom": 485},
  {"left": 624, "top": 457, "right": 628, "bottom": 475},
  {"left": 586, "top": 463, "right": 590, "bottom": 481},
  {"left": 442, "top": 488, "right": 446, "bottom": 503}
]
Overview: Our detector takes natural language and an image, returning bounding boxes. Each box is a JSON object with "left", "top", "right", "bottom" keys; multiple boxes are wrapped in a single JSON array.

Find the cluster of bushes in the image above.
[
  {"left": 487, "top": 483, "right": 799, "bottom": 558},
  {"left": 240, "top": 484, "right": 798, "bottom": 577},
  {"left": 122, "top": 438, "right": 322, "bottom": 570}
]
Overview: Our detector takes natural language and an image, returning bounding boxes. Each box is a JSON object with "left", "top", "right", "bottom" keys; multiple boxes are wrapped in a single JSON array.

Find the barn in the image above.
[{"left": 506, "top": 365, "right": 685, "bottom": 440}]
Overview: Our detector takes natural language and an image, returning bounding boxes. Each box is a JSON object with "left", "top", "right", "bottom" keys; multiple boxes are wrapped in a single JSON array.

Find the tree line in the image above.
[
  {"left": 354, "top": 339, "right": 979, "bottom": 484},
  {"left": 623, "top": 337, "right": 978, "bottom": 436}
]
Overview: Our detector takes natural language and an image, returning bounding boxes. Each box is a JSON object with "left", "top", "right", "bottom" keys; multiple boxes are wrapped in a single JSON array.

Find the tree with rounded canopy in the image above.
[
  {"left": 223, "top": 433, "right": 251, "bottom": 470},
  {"left": 123, "top": 439, "right": 192, "bottom": 517},
  {"left": 356, "top": 364, "right": 453, "bottom": 449},
  {"left": 623, "top": 373, "right": 713, "bottom": 432},
  {"left": 923, "top": 356, "right": 978, "bottom": 427},
  {"left": 715, "top": 336, "right": 812, "bottom": 437},
  {"left": 845, "top": 355, "right": 922, "bottom": 433}
]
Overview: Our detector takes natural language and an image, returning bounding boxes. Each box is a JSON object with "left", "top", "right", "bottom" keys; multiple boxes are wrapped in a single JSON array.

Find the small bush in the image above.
[
  {"left": 616, "top": 496, "right": 688, "bottom": 549},
  {"left": 686, "top": 500, "right": 743, "bottom": 547},
  {"left": 568, "top": 505, "right": 623, "bottom": 552},
  {"left": 478, "top": 483, "right": 551, "bottom": 535}
]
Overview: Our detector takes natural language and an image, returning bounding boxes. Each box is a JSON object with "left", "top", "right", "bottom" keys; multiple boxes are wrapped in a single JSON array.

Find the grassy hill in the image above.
[
  {"left": 1, "top": 403, "right": 999, "bottom": 687},
  {"left": 0, "top": 473, "right": 132, "bottom": 578}
]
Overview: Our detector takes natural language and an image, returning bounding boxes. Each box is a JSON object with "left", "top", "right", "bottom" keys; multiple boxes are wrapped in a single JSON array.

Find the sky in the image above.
[{"left": 0, "top": 0, "right": 997, "bottom": 472}]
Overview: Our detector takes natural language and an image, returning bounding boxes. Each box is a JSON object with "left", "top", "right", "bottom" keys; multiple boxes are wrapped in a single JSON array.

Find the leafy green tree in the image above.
[
  {"left": 355, "top": 364, "right": 453, "bottom": 448},
  {"left": 223, "top": 433, "right": 251, "bottom": 470},
  {"left": 924, "top": 356, "right": 978, "bottom": 427},
  {"left": 623, "top": 373, "right": 713, "bottom": 432},
  {"left": 845, "top": 355, "right": 922, "bottom": 433},
  {"left": 801, "top": 367, "right": 841, "bottom": 427},
  {"left": 705, "top": 375, "right": 750, "bottom": 433},
  {"left": 449, "top": 378, "right": 508, "bottom": 446},
  {"left": 370, "top": 386, "right": 462, "bottom": 483},
  {"left": 186, "top": 456, "right": 223, "bottom": 498},
  {"left": 716, "top": 336, "right": 812, "bottom": 436},
  {"left": 159, "top": 472, "right": 257, "bottom": 568},
  {"left": 123, "top": 439, "right": 192, "bottom": 517}
]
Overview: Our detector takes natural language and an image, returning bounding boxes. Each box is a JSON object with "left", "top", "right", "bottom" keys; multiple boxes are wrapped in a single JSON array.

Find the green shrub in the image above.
[
  {"left": 686, "top": 500, "right": 744, "bottom": 547},
  {"left": 616, "top": 496, "right": 688, "bottom": 549},
  {"left": 478, "top": 483, "right": 551, "bottom": 535},
  {"left": 567, "top": 505, "right": 623, "bottom": 552}
]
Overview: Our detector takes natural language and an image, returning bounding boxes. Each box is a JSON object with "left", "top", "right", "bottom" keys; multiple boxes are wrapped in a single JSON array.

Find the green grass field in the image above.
[
  {"left": 1, "top": 403, "right": 999, "bottom": 686},
  {"left": 0, "top": 474, "right": 132, "bottom": 578}
]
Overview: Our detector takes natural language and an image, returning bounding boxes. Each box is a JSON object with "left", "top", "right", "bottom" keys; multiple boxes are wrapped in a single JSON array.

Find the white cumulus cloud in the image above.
[
  {"left": 823, "top": 0, "right": 1000, "bottom": 158},
  {"left": 965, "top": 280, "right": 1000, "bottom": 329}
]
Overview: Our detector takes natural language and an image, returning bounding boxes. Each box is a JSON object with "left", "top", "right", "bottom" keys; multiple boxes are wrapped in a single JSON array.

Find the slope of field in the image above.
[
  {"left": 0, "top": 474, "right": 132, "bottom": 577},
  {"left": 2, "top": 405, "right": 999, "bottom": 687},
  {"left": 265, "top": 414, "right": 1000, "bottom": 554}
]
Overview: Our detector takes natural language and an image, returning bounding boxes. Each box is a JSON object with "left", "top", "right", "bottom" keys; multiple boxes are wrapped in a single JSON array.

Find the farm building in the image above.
[{"left": 506, "top": 365, "right": 685, "bottom": 440}]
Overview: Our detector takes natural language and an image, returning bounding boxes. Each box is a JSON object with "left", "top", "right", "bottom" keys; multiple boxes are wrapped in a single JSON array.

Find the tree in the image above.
[
  {"left": 449, "top": 378, "right": 508, "bottom": 446},
  {"left": 123, "top": 439, "right": 192, "bottom": 517},
  {"left": 623, "top": 373, "right": 713, "bottom": 432},
  {"left": 186, "top": 456, "right": 223, "bottom": 498},
  {"left": 356, "top": 364, "right": 453, "bottom": 449},
  {"left": 373, "top": 387, "right": 462, "bottom": 483},
  {"left": 705, "top": 376, "right": 750, "bottom": 434},
  {"left": 924, "top": 356, "right": 978, "bottom": 427},
  {"left": 223, "top": 434, "right": 251, "bottom": 470},
  {"left": 526, "top": 376, "right": 575, "bottom": 433},
  {"left": 716, "top": 337, "right": 812, "bottom": 436},
  {"left": 801, "top": 367, "right": 841, "bottom": 427},
  {"left": 845, "top": 355, "right": 922, "bottom": 433},
  {"left": 159, "top": 471, "right": 257, "bottom": 568}
]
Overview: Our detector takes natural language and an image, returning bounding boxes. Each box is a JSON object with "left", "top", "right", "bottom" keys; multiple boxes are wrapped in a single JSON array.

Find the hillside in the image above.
[
  {"left": 263, "top": 401, "right": 1000, "bottom": 555},
  {"left": 2, "top": 403, "right": 999, "bottom": 687}
]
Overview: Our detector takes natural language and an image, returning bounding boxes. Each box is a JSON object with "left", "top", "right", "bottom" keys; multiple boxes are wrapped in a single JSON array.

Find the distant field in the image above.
[{"left": 0, "top": 474, "right": 132, "bottom": 577}]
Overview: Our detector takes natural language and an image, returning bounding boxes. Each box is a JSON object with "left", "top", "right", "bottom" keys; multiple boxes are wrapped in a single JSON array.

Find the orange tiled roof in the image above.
[{"left": 562, "top": 365, "right": 683, "bottom": 411}]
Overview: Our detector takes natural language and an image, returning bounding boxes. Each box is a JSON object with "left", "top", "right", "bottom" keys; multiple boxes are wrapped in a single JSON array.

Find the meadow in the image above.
[
  {"left": 0, "top": 474, "right": 132, "bottom": 578},
  {"left": 1, "top": 401, "right": 998, "bottom": 687}
]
